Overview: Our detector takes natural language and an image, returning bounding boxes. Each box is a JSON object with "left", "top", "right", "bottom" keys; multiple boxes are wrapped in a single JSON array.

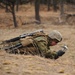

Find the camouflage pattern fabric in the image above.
[
  {"left": 2, "top": 31, "right": 58, "bottom": 59},
  {"left": 33, "top": 35, "right": 58, "bottom": 59},
  {"left": 19, "top": 32, "right": 58, "bottom": 59}
]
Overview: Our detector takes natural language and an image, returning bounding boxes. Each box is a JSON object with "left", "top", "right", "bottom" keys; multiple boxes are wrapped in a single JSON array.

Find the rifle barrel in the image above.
[
  {"left": 5, "top": 37, "right": 20, "bottom": 43},
  {"left": 5, "top": 29, "right": 43, "bottom": 43}
]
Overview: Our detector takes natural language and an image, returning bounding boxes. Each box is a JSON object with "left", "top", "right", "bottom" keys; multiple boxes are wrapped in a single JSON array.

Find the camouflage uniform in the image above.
[{"left": 20, "top": 31, "right": 65, "bottom": 59}]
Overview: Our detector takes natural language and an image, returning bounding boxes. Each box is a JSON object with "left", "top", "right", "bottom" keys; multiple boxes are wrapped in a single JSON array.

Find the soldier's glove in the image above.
[{"left": 55, "top": 45, "right": 68, "bottom": 59}]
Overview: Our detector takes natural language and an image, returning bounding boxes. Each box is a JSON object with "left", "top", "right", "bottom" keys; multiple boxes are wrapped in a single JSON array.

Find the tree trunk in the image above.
[
  {"left": 60, "top": 0, "right": 64, "bottom": 15},
  {"left": 12, "top": 4, "right": 17, "bottom": 27},
  {"left": 5, "top": 4, "right": 9, "bottom": 12},
  {"left": 53, "top": 0, "right": 57, "bottom": 11},
  {"left": 5, "top": 0, "right": 9, "bottom": 12},
  {"left": 59, "top": 0, "right": 65, "bottom": 23},
  {"left": 35, "top": 0, "right": 41, "bottom": 24},
  {"left": 47, "top": 0, "right": 51, "bottom": 11},
  {"left": 16, "top": 0, "right": 19, "bottom": 11}
]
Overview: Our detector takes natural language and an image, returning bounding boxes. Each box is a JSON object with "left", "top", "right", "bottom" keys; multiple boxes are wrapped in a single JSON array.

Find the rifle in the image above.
[
  {"left": 5, "top": 29, "right": 43, "bottom": 43},
  {"left": 1, "top": 29, "right": 44, "bottom": 53}
]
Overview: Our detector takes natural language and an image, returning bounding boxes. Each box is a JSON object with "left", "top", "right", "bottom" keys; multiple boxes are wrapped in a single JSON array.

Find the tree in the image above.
[
  {"left": 47, "top": 0, "right": 51, "bottom": 11},
  {"left": 60, "top": 0, "right": 64, "bottom": 16},
  {"left": 53, "top": 0, "right": 58, "bottom": 11},
  {"left": 4, "top": 0, "right": 18, "bottom": 27},
  {"left": 35, "top": 0, "right": 41, "bottom": 24},
  {"left": 59, "top": 0, "right": 65, "bottom": 23}
]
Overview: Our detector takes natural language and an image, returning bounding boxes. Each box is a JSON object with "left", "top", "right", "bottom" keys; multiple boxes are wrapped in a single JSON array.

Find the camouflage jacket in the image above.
[
  {"left": 33, "top": 35, "right": 58, "bottom": 59},
  {"left": 20, "top": 32, "right": 58, "bottom": 59},
  {"left": 2, "top": 31, "right": 65, "bottom": 59}
]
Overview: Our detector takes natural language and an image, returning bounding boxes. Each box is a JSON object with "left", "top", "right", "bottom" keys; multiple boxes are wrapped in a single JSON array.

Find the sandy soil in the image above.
[{"left": 0, "top": 4, "right": 75, "bottom": 75}]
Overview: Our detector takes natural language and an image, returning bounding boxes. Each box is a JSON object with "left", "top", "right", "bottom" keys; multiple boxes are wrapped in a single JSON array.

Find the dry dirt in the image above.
[{"left": 0, "top": 4, "right": 75, "bottom": 75}]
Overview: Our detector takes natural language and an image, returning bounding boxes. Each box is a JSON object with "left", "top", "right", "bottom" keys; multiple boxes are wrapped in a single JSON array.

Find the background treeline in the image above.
[{"left": 0, "top": 0, "right": 75, "bottom": 27}]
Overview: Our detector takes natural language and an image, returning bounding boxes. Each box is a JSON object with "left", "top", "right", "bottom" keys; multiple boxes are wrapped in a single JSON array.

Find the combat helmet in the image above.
[{"left": 48, "top": 30, "right": 62, "bottom": 42}]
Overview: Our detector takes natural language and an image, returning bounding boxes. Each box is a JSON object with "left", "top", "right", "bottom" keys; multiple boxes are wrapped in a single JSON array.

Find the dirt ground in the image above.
[{"left": 0, "top": 4, "right": 75, "bottom": 75}]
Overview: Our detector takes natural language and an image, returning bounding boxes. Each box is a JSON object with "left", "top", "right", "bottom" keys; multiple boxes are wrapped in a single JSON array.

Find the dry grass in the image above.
[{"left": 0, "top": 4, "right": 75, "bottom": 75}]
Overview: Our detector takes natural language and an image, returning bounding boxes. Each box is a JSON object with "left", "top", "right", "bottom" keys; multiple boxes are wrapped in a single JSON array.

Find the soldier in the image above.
[{"left": 20, "top": 30, "right": 68, "bottom": 59}]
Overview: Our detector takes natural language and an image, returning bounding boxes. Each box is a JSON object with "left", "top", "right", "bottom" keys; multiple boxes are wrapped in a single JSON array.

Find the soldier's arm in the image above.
[
  {"left": 34, "top": 35, "right": 67, "bottom": 59},
  {"left": 45, "top": 45, "right": 68, "bottom": 59},
  {"left": 36, "top": 41, "right": 65, "bottom": 59},
  {"left": 45, "top": 50, "right": 65, "bottom": 59}
]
